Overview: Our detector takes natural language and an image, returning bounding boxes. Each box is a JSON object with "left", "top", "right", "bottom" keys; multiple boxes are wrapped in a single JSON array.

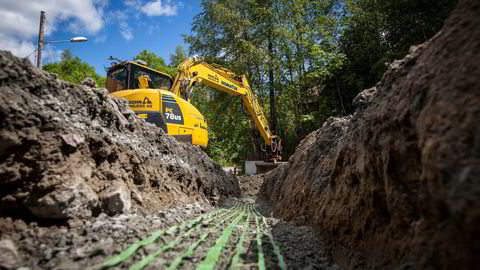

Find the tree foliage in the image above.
[
  {"left": 134, "top": 49, "right": 166, "bottom": 67},
  {"left": 169, "top": 45, "right": 187, "bottom": 67},
  {"left": 185, "top": 0, "right": 457, "bottom": 164},
  {"left": 328, "top": 0, "right": 459, "bottom": 113},
  {"left": 43, "top": 49, "right": 105, "bottom": 87},
  {"left": 185, "top": 0, "right": 346, "bottom": 163},
  {"left": 134, "top": 49, "right": 177, "bottom": 77},
  {"left": 191, "top": 86, "right": 252, "bottom": 165}
]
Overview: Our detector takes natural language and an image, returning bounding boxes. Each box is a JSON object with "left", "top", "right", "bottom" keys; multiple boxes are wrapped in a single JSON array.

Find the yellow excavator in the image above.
[{"left": 106, "top": 57, "right": 282, "bottom": 161}]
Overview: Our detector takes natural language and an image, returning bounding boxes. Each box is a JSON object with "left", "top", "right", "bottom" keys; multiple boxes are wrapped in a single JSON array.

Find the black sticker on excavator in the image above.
[
  {"left": 163, "top": 101, "right": 184, "bottom": 125},
  {"left": 135, "top": 111, "right": 168, "bottom": 133}
]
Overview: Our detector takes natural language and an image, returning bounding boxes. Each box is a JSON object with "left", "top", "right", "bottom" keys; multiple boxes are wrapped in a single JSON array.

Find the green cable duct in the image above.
[
  {"left": 95, "top": 203, "right": 239, "bottom": 269},
  {"left": 252, "top": 206, "right": 286, "bottom": 270},
  {"left": 166, "top": 231, "right": 210, "bottom": 270},
  {"left": 261, "top": 216, "right": 286, "bottom": 270},
  {"left": 228, "top": 204, "right": 252, "bottom": 269},
  {"left": 131, "top": 205, "right": 243, "bottom": 270},
  {"left": 196, "top": 207, "right": 246, "bottom": 270},
  {"left": 255, "top": 210, "right": 266, "bottom": 270},
  {"left": 91, "top": 202, "right": 290, "bottom": 270},
  {"left": 169, "top": 204, "right": 250, "bottom": 270}
]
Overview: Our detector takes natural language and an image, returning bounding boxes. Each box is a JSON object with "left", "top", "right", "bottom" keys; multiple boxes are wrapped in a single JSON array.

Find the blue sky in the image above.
[{"left": 0, "top": 0, "right": 202, "bottom": 76}]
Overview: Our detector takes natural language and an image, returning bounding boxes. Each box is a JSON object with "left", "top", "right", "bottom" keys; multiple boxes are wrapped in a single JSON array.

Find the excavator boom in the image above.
[{"left": 172, "top": 59, "right": 277, "bottom": 145}]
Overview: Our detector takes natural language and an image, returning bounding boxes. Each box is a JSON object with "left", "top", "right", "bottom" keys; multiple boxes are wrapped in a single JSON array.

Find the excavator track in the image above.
[{"left": 90, "top": 202, "right": 286, "bottom": 270}]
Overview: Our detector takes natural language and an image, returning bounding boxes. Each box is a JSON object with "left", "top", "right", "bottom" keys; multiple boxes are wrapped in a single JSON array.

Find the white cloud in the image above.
[
  {"left": 115, "top": 0, "right": 183, "bottom": 39},
  {"left": 0, "top": 34, "right": 61, "bottom": 65},
  {"left": 0, "top": 33, "right": 37, "bottom": 63},
  {"left": 110, "top": 10, "right": 133, "bottom": 41},
  {"left": 119, "top": 22, "right": 133, "bottom": 40},
  {"left": 0, "top": 0, "right": 106, "bottom": 60},
  {"left": 140, "top": 0, "right": 179, "bottom": 16}
]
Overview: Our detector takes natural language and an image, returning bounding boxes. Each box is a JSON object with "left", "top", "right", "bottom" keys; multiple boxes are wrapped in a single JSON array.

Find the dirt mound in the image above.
[
  {"left": 238, "top": 174, "right": 265, "bottom": 197},
  {"left": 0, "top": 50, "right": 240, "bottom": 222},
  {"left": 261, "top": 0, "right": 480, "bottom": 269}
]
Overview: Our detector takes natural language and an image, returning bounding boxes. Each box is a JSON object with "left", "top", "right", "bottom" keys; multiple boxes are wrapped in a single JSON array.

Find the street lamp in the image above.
[
  {"left": 35, "top": 11, "right": 88, "bottom": 68},
  {"left": 31, "top": 36, "right": 89, "bottom": 68},
  {"left": 45, "top": 37, "right": 88, "bottom": 44}
]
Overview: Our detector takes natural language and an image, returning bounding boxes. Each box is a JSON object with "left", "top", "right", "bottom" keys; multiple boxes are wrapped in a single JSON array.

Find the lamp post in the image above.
[
  {"left": 36, "top": 11, "right": 88, "bottom": 68},
  {"left": 36, "top": 11, "right": 45, "bottom": 68}
]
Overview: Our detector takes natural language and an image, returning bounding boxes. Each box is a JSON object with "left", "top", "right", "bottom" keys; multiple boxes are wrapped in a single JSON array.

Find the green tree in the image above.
[
  {"left": 134, "top": 49, "right": 166, "bottom": 68},
  {"left": 169, "top": 45, "right": 187, "bottom": 67},
  {"left": 60, "top": 48, "right": 73, "bottom": 61},
  {"left": 134, "top": 49, "right": 177, "bottom": 77},
  {"left": 326, "top": 0, "right": 459, "bottom": 114},
  {"left": 184, "top": 0, "right": 458, "bottom": 163},
  {"left": 185, "top": 0, "right": 345, "bottom": 161},
  {"left": 43, "top": 49, "right": 105, "bottom": 87},
  {"left": 190, "top": 86, "right": 253, "bottom": 165}
]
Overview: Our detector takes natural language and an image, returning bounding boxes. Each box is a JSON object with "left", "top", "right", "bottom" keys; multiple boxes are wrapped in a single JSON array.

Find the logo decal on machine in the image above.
[
  {"left": 128, "top": 97, "right": 153, "bottom": 108},
  {"left": 221, "top": 81, "right": 238, "bottom": 91},
  {"left": 208, "top": 74, "right": 219, "bottom": 82},
  {"left": 162, "top": 94, "right": 183, "bottom": 125}
]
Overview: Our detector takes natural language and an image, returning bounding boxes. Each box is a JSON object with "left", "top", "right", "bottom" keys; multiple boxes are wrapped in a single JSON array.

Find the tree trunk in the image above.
[{"left": 268, "top": 33, "right": 277, "bottom": 134}]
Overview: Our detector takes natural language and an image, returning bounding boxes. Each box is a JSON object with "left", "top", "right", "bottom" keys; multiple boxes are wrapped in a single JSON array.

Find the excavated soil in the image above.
[
  {"left": 0, "top": 186, "right": 341, "bottom": 269},
  {"left": 0, "top": 202, "right": 213, "bottom": 269},
  {"left": 0, "top": 50, "right": 242, "bottom": 269},
  {"left": 238, "top": 175, "right": 264, "bottom": 197},
  {"left": 0, "top": 50, "right": 240, "bottom": 222},
  {"left": 262, "top": 0, "right": 480, "bottom": 269}
]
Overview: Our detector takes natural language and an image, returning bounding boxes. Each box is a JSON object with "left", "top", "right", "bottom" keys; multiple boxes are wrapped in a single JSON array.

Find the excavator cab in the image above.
[
  {"left": 106, "top": 60, "right": 209, "bottom": 147},
  {"left": 106, "top": 62, "right": 172, "bottom": 93}
]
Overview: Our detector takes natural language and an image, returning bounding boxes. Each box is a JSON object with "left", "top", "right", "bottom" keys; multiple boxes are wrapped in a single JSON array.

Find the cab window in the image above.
[
  {"left": 106, "top": 67, "right": 128, "bottom": 93},
  {"left": 131, "top": 65, "right": 172, "bottom": 90}
]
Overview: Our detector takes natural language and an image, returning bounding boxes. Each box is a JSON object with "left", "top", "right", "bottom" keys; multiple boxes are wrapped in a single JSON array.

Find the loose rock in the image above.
[
  {"left": 100, "top": 181, "right": 131, "bottom": 215},
  {"left": 0, "top": 239, "right": 20, "bottom": 269}
]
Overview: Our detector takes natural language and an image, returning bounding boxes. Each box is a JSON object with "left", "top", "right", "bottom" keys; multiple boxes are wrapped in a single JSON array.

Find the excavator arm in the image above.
[{"left": 171, "top": 58, "right": 282, "bottom": 160}]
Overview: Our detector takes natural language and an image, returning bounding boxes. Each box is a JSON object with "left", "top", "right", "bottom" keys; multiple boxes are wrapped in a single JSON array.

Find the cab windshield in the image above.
[{"left": 131, "top": 65, "right": 172, "bottom": 90}]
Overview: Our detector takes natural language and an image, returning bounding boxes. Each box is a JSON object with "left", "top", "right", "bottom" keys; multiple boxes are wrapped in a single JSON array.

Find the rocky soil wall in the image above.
[
  {"left": 0, "top": 51, "right": 240, "bottom": 222},
  {"left": 261, "top": 0, "right": 480, "bottom": 269}
]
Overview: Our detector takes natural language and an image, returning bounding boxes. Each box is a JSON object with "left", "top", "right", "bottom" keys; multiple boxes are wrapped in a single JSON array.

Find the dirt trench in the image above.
[
  {"left": 1, "top": 1, "right": 478, "bottom": 269},
  {"left": 0, "top": 177, "right": 341, "bottom": 269}
]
